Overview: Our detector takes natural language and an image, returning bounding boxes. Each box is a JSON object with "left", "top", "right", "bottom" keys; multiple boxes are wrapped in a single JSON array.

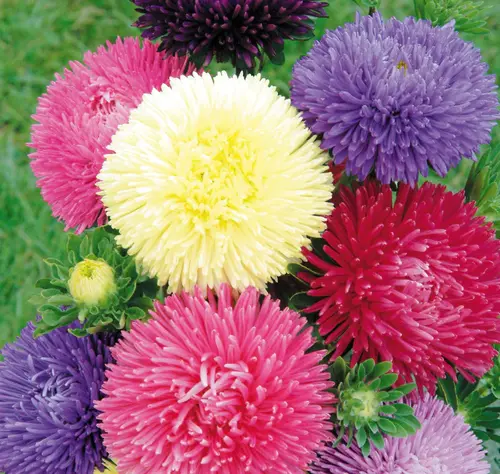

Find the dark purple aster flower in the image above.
[
  {"left": 291, "top": 13, "right": 499, "bottom": 184},
  {"left": 131, "top": 0, "right": 328, "bottom": 69},
  {"left": 0, "top": 322, "right": 116, "bottom": 474}
]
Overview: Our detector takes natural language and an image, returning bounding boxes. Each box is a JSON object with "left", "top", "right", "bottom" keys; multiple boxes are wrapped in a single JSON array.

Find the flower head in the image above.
[
  {"left": 131, "top": 0, "right": 328, "bottom": 69},
  {"left": 97, "top": 285, "right": 334, "bottom": 473},
  {"left": 30, "top": 37, "right": 198, "bottom": 233},
  {"left": 299, "top": 181, "right": 500, "bottom": 391},
  {"left": 69, "top": 258, "right": 116, "bottom": 307},
  {"left": 31, "top": 227, "right": 157, "bottom": 337},
  {"left": 310, "top": 394, "right": 490, "bottom": 474},
  {"left": 0, "top": 322, "right": 116, "bottom": 474},
  {"left": 331, "top": 358, "right": 419, "bottom": 457},
  {"left": 291, "top": 14, "right": 499, "bottom": 184},
  {"left": 98, "top": 72, "right": 333, "bottom": 294}
]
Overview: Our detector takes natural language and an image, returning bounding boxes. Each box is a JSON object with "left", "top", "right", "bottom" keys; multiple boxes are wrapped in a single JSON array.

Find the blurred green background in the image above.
[{"left": 0, "top": 0, "right": 499, "bottom": 346}]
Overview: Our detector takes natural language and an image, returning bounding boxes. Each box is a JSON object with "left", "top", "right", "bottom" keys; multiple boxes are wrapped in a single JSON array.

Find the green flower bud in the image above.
[{"left": 68, "top": 259, "right": 116, "bottom": 307}]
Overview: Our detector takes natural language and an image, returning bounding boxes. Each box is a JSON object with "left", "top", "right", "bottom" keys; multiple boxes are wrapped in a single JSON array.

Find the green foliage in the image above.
[
  {"left": 414, "top": 0, "right": 489, "bottom": 33},
  {"left": 331, "top": 357, "right": 420, "bottom": 456},
  {"left": 30, "top": 227, "right": 158, "bottom": 337},
  {"left": 465, "top": 143, "right": 500, "bottom": 235},
  {"left": 437, "top": 374, "right": 500, "bottom": 444},
  {"left": 351, "top": 0, "right": 381, "bottom": 13}
]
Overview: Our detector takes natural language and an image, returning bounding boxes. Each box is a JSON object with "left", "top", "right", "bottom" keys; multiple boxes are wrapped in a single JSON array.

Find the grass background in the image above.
[{"left": 0, "top": 0, "right": 499, "bottom": 470}]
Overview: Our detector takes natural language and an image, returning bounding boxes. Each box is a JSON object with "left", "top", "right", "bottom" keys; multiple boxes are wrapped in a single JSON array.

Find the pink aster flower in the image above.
[
  {"left": 300, "top": 181, "right": 500, "bottom": 391},
  {"left": 310, "top": 394, "right": 489, "bottom": 474},
  {"left": 29, "top": 37, "right": 198, "bottom": 233},
  {"left": 97, "top": 285, "right": 335, "bottom": 473}
]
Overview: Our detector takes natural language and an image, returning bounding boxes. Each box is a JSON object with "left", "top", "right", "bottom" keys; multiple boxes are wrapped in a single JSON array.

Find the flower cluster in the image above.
[{"left": 2, "top": 2, "right": 500, "bottom": 473}]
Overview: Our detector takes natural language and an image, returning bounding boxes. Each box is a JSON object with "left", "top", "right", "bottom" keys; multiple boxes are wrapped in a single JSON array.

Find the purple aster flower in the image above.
[
  {"left": 309, "top": 394, "right": 489, "bottom": 474},
  {"left": 131, "top": 0, "right": 328, "bottom": 69},
  {"left": 291, "top": 14, "right": 499, "bottom": 184},
  {"left": 0, "top": 322, "right": 116, "bottom": 474}
]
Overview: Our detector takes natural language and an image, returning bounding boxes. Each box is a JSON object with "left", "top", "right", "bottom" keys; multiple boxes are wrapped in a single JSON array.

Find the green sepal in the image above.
[{"left": 31, "top": 227, "right": 159, "bottom": 337}]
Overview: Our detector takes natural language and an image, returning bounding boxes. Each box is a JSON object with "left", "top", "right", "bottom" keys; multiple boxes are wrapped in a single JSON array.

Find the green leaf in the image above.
[
  {"left": 361, "top": 440, "right": 371, "bottom": 457},
  {"left": 379, "top": 405, "right": 397, "bottom": 415},
  {"left": 396, "top": 383, "right": 417, "bottom": 396},
  {"left": 378, "top": 373, "right": 399, "bottom": 390},
  {"left": 380, "top": 390, "right": 404, "bottom": 402},
  {"left": 361, "top": 359, "right": 376, "bottom": 378},
  {"left": 370, "top": 361, "right": 392, "bottom": 380},
  {"left": 288, "top": 292, "right": 315, "bottom": 312},
  {"left": 378, "top": 417, "right": 397, "bottom": 434},
  {"left": 127, "top": 307, "right": 147, "bottom": 321},
  {"left": 356, "top": 426, "right": 367, "bottom": 447},
  {"left": 392, "top": 403, "right": 414, "bottom": 416},
  {"left": 368, "top": 378, "right": 381, "bottom": 391},
  {"left": 332, "top": 357, "right": 348, "bottom": 384},
  {"left": 47, "top": 294, "right": 74, "bottom": 306},
  {"left": 437, "top": 376, "right": 459, "bottom": 411},
  {"left": 370, "top": 430, "right": 385, "bottom": 450},
  {"left": 35, "top": 278, "right": 56, "bottom": 289}
]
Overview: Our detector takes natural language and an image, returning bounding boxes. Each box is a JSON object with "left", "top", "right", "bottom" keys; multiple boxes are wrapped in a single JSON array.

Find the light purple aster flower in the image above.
[
  {"left": 0, "top": 322, "right": 116, "bottom": 474},
  {"left": 309, "top": 394, "right": 490, "bottom": 474},
  {"left": 131, "top": 0, "right": 328, "bottom": 69},
  {"left": 291, "top": 13, "right": 499, "bottom": 184}
]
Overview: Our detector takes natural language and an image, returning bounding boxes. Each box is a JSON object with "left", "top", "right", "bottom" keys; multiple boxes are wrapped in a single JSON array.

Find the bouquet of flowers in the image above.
[{"left": 1, "top": 0, "right": 500, "bottom": 473}]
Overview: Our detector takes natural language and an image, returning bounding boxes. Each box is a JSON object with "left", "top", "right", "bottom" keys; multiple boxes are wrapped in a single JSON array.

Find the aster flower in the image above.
[
  {"left": 97, "top": 72, "right": 333, "bottom": 294},
  {"left": 298, "top": 181, "right": 500, "bottom": 391},
  {"left": 331, "top": 358, "right": 419, "bottom": 457},
  {"left": 97, "top": 285, "right": 334, "bottom": 473},
  {"left": 310, "top": 394, "right": 490, "bottom": 474},
  {"left": 291, "top": 13, "right": 499, "bottom": 184},
  {"left": 131, "top": 0, "right": 328, "bottom": 70},
  {"left": 30, "top": 227, "right": 158, "bottom": 337},
  {"left": 30, "top": 37, "right": 198, "bottom": 233},
  {"left": 0, "top": 322, "right": 116, "bottom": 474}
]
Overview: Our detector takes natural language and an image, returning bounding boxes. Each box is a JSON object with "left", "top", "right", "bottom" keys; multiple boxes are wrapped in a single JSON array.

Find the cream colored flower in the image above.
[{"left": 98, "top": 72, "right": 333, "bottom": 293}]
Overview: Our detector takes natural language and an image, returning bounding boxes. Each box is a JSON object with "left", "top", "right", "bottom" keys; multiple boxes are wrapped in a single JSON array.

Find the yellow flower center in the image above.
[
  {"left": 396, "top": 60, "right": 409, "bottom": 74},
  {"left": 68, "top": 259, "right": 116, "bottom": 307},
  {"left": 169, "top": 125, "right": 260, "bottom": 232},
  {"left": 352, "top": 390, "right": 379, "bottom": 419}
]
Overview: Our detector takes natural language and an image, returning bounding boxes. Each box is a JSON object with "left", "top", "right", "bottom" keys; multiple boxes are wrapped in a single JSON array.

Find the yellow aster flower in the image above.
[
  {"left": 98, "top": 72, "right": 333, "bottom": 293},
  {"left": 94, "top": 460, "right": 118, "bottom": 474},
  {"left": 68, "top": 258, "right": 116, "bottom": 307}
]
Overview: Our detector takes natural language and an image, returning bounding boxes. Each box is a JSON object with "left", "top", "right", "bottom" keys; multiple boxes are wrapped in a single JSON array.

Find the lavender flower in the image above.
[
  {"left": 309, "top": 394, "right": 489, "bottom": 474},
  {"left": 131, "top": 0, "right": 328, "bottom": 69},
  {"left": 291, "top": 14, "right": 499, "bottom": 184},
  {"left": 0, "top": 322, "right": 116, "bottom": 474}
]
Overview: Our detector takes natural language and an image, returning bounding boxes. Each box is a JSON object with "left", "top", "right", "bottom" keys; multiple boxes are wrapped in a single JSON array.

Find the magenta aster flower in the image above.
[
  {"left": 291, "top": 14, "right": 499, "bottom": 184},
  {"left": 310, "top": 394, "right": 489, "bottom": 474},
  {"left": 97, "top": 285, "right": 335, "bottom": 473},
  {"left": 299, "top": 181, "right": 500, "bottom": 391},
  {"left": 29, "top": 38, "right": 198, "bottom": 233},
  {"left": 131, "top": 0, "right": 328, "bottom": 69}
]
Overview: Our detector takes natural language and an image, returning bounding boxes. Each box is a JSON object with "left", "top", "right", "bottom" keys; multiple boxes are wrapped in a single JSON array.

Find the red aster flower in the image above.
[{"left": 300, "top": 181, "right": 500, "bottom": 391}]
